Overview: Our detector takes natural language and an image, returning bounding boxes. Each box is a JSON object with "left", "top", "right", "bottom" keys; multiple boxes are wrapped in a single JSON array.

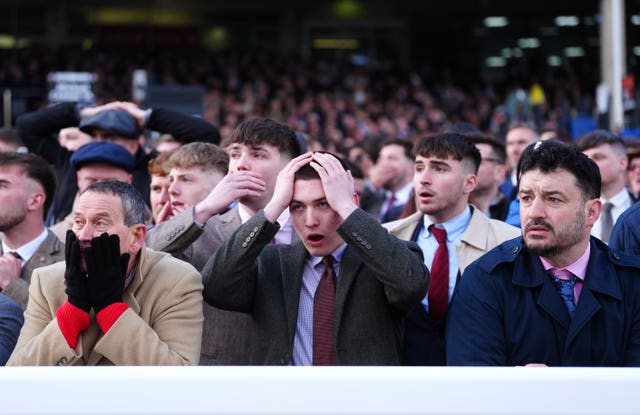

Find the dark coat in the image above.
[
  {"left": 609, "top": 202, "right": 640, "bottom": 255},
  {"left": 447, "top": 236, "right": 640, "bottom": 366},
  {"left": 202, "top": 209, "right": 429, "bottom": 365}
]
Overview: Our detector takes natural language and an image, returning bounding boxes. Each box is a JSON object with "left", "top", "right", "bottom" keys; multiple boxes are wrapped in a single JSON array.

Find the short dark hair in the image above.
[
  {"left": 465, "top": 133, "right": 507, "bottom": 164},
  {"left": 376, "top": 139, "right": 413, "bottom": 162},
  {"left": 83, "top": 180, "right": 146, "bottom": 226},
  {"left": 413, "top": 133, "right": 482, "bottom": 174},
  {"left": 294, "top": 152, "right": 349, "bottom": 182},
  {"left": 0, "top": 128, "right": 23, "bottom": 148},
  {"left": 0, "top": 152, "right": 57, "bottom": 219},
  {"left": 574, "top": 129, "right": 627, "bottom": 155},
  {"left": 227, "top": 118, "right": 301, "bottom": 160},
  {"left": 518, "top": 140, "right": 601, "bottom": 200}
]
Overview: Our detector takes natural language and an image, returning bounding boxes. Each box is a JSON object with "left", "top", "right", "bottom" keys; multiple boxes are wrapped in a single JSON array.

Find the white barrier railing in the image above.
[{"left": 1, "top": 366, "right": 638, "bottom": 414}]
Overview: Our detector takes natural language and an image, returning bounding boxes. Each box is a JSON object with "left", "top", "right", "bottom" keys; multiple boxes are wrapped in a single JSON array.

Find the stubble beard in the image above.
[{"left": 524, "top": 208, "right": 586, "bottom": 260}]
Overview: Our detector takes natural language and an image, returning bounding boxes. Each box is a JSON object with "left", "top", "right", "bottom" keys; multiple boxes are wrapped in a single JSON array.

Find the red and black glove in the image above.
[{"left": 84, "top": 233, "right": 130, "bottom": 313}]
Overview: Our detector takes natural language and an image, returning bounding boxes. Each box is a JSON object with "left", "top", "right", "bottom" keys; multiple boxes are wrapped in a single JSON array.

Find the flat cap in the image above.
[
  {"left": 79, "top": 109, "right": 141, "bottom": 139},
  {"left": 70, "top": 141, "right": 135, "bottom": 173}
]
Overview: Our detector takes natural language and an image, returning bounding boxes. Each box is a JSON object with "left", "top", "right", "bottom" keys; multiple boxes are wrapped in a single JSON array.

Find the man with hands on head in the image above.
[
  {"left": 146, "top": 118, "right": 300, "bottom": 365},
  {"left": 202, "top": 152, "right": 429, "bottom": 365},
  {"left": 7, "top": 181, "right": 203, "bottom": 366}
]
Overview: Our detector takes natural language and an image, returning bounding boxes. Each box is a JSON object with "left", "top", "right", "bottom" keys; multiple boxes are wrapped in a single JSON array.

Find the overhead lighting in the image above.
[
  {"left": 633, "top": 46, "right": 640, "bottom": 56},
  {"left": 518, "top": 38, "right": 540, "bottom": 49},
  {"left": 632, "top": 15, "right": 640, "bottom": 26},
  {"left": 485, "top": 56, "right": 507, "bottom": 67},
  {"left": 483, "top": 16, "right": 508, "bottom": 28},
  {"left": 564, "top": 47, "right": 585, "bottom": 57},
  {"left": 501, "top": 48, "right": 512, "bottom": 58},
  {"left": 555, "top": 15, "right": 579, "bottom": 26},
  {"left": 547, "top": 56, "right": 562, "bottom": 66},
  {"left": 513, "top": 48, "right": 523, "bottom": 58}
]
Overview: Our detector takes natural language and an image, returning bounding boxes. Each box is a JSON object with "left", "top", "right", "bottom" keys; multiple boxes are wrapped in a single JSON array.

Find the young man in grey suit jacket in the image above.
[
  {"left": 203, "top": 152, "right": 429, "bottom": 365},
  {"left": 146, "top": 118, "right": 303, "bottom": 365},
  {"left": 0, "top": 152, "right": 63, "bottom": 310}
]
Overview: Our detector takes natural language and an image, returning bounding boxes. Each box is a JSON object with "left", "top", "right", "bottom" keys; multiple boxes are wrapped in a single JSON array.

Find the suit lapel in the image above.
[
  {"left": 334, "top": 247, "right": 362, "bottom": 334},
  {"left": 537, "top": 279, "right": 572, "bottom": 329},
  {"left": 513, "top": 252, "right": 572, "bottom": 329},
  {"left": 281, "top": 242, "right": 307, "bottom": 343}
]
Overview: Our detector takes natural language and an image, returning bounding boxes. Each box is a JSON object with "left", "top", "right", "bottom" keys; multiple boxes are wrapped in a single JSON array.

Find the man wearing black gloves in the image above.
[{"left": 7, "top": 181, "right": 203, "bottom": 366}]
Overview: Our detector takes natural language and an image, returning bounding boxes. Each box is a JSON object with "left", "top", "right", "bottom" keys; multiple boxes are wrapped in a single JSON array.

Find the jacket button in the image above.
[
  {"left": 613, "top": 252, "right": 620, "bottom": 260},
  {"left": 56, "top": 356, "right": 67, "bottom": 366},
  {"left": 512, "top": 245, "right": 519, "bottom": 253},
  {"left": 242, "top": 242, "right": 248, "bottom": 248}
]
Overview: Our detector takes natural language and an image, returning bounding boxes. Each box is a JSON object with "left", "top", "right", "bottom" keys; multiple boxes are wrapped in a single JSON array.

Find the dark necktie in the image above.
[
  {"left": 550, "top": 268, "right": 577, "bottom": 317},
  {"left": 313, "top": 255, "right": 337, "bottom": 365},
  {"left": 601, "top": 202, "right": 614, "bottom": 243},
  {"left": 8, "top": 251, "right": 21, "bottom": 260},
  {"left": 381, "top": 193, "right": 397, "bottom": 222},
  {"left": 428, "top": 225, "right": 449, "bottom": 322}
]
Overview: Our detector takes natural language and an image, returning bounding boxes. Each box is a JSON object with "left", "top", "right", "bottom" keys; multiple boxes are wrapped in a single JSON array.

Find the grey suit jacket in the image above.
[
  {"left": 146, "top": 206, "right": 253, "bottom": 365},
  {"left": 2, "top": 230, "right": 64, "bottom": 309},
  {"left": 202, "top": 209, "right": 429, "bottom": 365}
]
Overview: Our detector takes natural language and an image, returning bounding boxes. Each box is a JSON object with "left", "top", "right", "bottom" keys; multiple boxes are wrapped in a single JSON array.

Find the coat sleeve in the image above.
[
  {"left": 147, "top": 107, "right": 221, "bottom": 145},
  {"left": 6, "top": 268, "right": 85, "bottom": 366},
  {"left": 446, "top": 263, "right": 508, "bottom": 366},
  {"left": 201, "top": 210, "right": 278, "bottom": 313},
  {"left": 93, "top": 265, "right": 204, "bottom": 366},
  {"left": 337, "top": 209, "right": 429, "bottom": 313},
  {"left": 0, "top": 294, "right": 23, "bottom": 365},
  {"left": 16, "top": 102, "right": 78, "bottom": 166},
  {"left": 145, "top": 208, "right": 204, "bottom": 256}
]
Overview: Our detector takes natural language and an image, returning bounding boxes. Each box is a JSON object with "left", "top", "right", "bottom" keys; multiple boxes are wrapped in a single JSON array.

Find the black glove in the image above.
[
  {"left": 84, "top": 233, "right": 130, "bottom": 313},
  {"left": 63, "top": 230, "right": 91, "bottom": 312}
]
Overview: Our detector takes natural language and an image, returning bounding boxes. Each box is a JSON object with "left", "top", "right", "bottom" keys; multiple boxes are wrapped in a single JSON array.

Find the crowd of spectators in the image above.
[{"left": 1, "top": 46, "right": 602, "bottom": 156}]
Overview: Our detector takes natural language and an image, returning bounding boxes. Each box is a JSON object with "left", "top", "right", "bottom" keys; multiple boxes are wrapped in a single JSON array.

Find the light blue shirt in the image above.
[
  {"left": 291, "top": 243, "right": 347, "bottom": 366},
  {"left": 416, "top": 206, "right": 472, "bottom": 312}
]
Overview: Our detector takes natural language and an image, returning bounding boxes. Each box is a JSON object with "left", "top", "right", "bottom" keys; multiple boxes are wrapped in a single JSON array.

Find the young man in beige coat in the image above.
[
  {"left": 8, "top": 181, "right": 203, "bottom": 366},
  {"left": 384, "top": 133, "right": 519, "bottom": 365}
]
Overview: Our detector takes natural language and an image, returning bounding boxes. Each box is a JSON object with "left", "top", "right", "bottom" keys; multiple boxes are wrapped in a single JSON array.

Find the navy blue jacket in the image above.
[
  {"left": 447, "top": 236, "right": 640, "bottom": 366},
  {"left": 609, "top": 202, "right": 640, "bottom": 255}
]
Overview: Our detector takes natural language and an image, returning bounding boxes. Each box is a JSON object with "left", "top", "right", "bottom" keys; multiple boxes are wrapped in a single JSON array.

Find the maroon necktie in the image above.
[
  {"left": 428, "top": 225, "right": 449, "bottom": 323},
  {"left": 313, "top": 255, "right": 337, "bottom": 365}
]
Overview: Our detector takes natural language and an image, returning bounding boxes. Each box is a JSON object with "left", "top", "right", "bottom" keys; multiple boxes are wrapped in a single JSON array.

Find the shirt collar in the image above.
[
  {"left": 539, "top": 242, "right": 590, "bottom": 282},
  {"left": 386, "top": 181, "right": 414, "bottom": 203},
  {"left": 240, "top": 204, "right": 290, "bottom": 228},
  {"left": 2, "top": 228, "right": 48, "bottom": 265},
  {"left": 421, "top": 206, "right": 472, "bottom": 242},
  {"left": 308, "top": 243, "right": 347, "bottom": 269},
  {"left": 602, "top": 188, "right": 631, "bottom": 207}
]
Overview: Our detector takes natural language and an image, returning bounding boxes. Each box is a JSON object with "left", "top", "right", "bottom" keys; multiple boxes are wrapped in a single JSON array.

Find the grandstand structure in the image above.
[{"left": 0, "top": 0, "right": 637, "bottom": 132}]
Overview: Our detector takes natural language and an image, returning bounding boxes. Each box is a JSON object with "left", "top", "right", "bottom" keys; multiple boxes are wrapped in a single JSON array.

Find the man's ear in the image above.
[
  {"left": 585, "top": 198, "right": 602, "bottom": 228},
  {"left": 128, "top": 224, "right": 147, "bottom": 254},
  {"left": 27, "top": 191, "right": 46, "bottom": 212},
  {"left": 463, "top": 173, "right": 478, "bottom": 195}
]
